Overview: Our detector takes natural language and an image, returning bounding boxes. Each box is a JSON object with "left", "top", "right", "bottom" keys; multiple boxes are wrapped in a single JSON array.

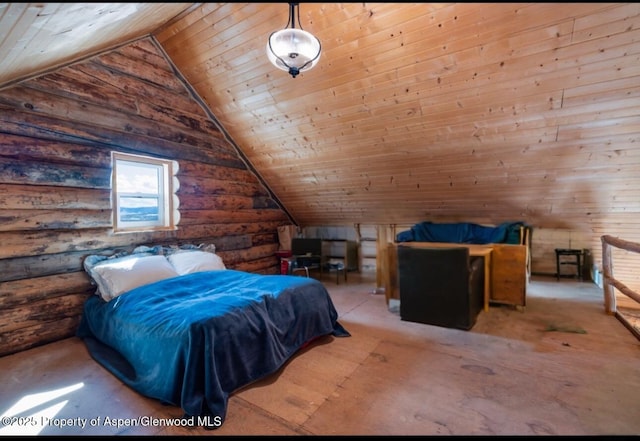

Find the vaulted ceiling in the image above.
[{"left": 1, "top": 2, "right": 639, "bottom": 231}]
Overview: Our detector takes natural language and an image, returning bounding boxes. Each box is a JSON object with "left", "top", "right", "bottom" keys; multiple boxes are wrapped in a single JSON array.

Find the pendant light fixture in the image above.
[{"left": 266, "top": 3, "right": 321, "bottom": 78}]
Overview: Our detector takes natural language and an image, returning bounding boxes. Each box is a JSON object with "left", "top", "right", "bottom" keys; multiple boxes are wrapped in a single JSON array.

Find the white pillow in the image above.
[
  {"left": 167, "top": 250, "right": 226, "bottom": 275},
  {"left": 91, "top": 255, "right": 179, "bottom": 301}
]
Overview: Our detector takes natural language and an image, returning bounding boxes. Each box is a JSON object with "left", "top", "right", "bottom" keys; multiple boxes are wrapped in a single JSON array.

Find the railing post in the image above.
[{"left": 601, "top": 235, "right": 615, "bottom": 315}]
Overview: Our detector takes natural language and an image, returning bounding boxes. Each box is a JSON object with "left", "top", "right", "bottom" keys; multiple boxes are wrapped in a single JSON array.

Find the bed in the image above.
[{"left": 76, "top": 244, "right": 349, "bottom": 428}]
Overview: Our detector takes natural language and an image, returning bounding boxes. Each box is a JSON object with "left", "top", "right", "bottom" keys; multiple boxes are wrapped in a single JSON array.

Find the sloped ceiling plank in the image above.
[{"left": 0, "top": 3, "right": 196, "bottom": 88}]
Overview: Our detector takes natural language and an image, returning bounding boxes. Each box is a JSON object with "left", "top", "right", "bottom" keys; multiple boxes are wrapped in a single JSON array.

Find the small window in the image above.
[{"left": 112, "top": 152, "right": 179, "bottom": 232}]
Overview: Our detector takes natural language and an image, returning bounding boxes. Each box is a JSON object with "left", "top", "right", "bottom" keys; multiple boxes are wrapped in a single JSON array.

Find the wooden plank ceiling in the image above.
[{"left": 1, "top": 2, "right": 639, "bottom": 232}]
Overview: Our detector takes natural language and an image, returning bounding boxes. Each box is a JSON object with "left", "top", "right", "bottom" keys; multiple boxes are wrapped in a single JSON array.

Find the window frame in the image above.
[{"left": 112, "top": 151, "right": 177, "bottom": 233}]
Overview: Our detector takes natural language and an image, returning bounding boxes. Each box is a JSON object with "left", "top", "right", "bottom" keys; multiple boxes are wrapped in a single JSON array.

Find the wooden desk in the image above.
[{"left": 393, "top": 242, "right": 493, "bottom": 312}]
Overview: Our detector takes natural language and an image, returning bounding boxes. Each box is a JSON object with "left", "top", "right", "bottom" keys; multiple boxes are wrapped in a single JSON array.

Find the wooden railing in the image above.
[{"left": 601, "top": 235, "right": 640, "bottom": 340}]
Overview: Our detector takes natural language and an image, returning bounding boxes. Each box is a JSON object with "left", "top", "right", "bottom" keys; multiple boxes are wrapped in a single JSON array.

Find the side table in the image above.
[{"left": 555, "top": 248, "right": 583, "bottom": 281}]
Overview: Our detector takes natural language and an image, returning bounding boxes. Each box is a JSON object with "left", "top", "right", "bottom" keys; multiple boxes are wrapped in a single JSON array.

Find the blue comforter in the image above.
[{"left": 76, "top": 270, "right": 349, "bottom": 425}]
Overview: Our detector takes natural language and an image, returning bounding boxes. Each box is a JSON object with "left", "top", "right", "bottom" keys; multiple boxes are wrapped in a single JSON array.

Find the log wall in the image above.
[{"left": 0, "top": 37, "right": 292, "bottom": 356}]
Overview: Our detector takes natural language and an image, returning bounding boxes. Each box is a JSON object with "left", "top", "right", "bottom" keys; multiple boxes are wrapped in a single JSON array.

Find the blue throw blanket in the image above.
[
  {"left": 76, "top": 270, "right": 349, "bottom": 426},
  {"left": 396, "top": 221, "right": 525, "bottom": 244}
]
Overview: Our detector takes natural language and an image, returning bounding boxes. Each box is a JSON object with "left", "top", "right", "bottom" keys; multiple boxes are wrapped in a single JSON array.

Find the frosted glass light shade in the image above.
[{"left": 266, "top": 28, "right": 321, "bottom": 77}]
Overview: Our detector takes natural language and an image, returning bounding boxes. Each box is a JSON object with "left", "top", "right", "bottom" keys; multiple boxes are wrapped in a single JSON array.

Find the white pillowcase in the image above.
[
  {"left": 167, "top": 250, "right": 226, "bottom": 275},
  {"left": 91, "top": 255, "right": 179, "bottom": 302}
]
